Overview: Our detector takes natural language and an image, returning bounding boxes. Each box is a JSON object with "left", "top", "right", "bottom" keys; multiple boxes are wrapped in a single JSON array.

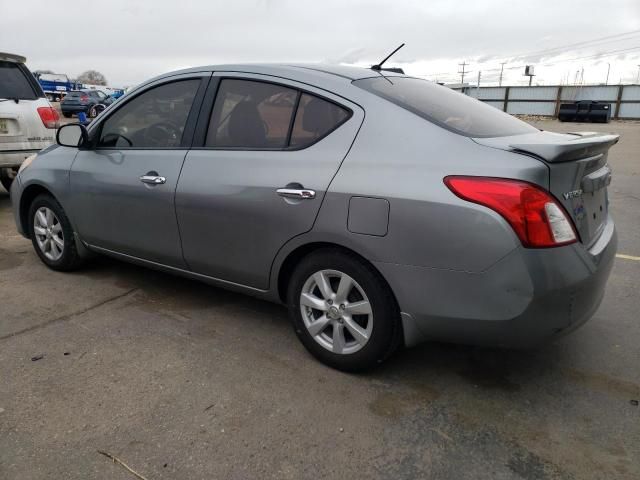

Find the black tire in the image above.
[
  {"left": 0, "top": 168, "right": 15, "bottom": 192},
  {"left": 287, "top": 248, "right": 401, "bottom": 372},
  {"left": 62, "top": 112, "right": 72, "bottom": 118},
  {"left": 28, "top": 194, "right": 85, "bottom": 271}
]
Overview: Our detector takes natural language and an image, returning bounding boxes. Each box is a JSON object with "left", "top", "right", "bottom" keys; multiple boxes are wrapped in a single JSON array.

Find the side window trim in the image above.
[
  {"left": 284, "top": 91, "right": 302, "bottom": 148},
  {"left": 87, "top": 74, "right": 210, "bottom": 150},
  {"left": 191, "top": 75, "right": 353, "bottom": 151}
]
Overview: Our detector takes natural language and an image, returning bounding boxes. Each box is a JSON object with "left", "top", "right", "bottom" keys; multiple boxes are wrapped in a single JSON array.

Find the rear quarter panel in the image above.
[{"left": 287, "top": 90, "right": 550, "bottom": 274}]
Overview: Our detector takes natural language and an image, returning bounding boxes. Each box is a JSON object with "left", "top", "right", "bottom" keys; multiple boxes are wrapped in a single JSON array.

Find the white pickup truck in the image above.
[{"left": 0, "top": 52, "right": 59, "bottom": 191}]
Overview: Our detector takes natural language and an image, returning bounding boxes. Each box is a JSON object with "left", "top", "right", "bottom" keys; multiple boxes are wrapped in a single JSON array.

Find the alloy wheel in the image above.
[
  {"left": 300, "top": 269, "right": 373, "bottom": 355},
  {"left": 33, "top": 207, "right": 64, "bottom": 261}
]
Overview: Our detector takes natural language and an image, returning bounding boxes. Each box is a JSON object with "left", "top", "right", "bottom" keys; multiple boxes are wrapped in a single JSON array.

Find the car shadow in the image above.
[{"left": 75, "top": 251, "right": 569, "bottom": 396}]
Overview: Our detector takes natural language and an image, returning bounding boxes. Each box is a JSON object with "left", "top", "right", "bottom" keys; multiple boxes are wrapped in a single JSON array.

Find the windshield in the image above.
[
  {"left": 354, "top": 76, "right": 538, "bottom": 138},
  {"left": 0, "top": 61, "right": 39, "bottom": 100}
]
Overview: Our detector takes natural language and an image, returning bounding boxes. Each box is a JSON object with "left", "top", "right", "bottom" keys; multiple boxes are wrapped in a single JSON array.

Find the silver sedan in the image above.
[{"left": 11, "top": 64, "right": 617, "bottom": 371}]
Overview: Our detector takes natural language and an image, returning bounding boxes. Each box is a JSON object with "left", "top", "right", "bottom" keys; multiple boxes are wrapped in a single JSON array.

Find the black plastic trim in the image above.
[{"left": 191, "top": 77, "right": 220, "bottom": 148}]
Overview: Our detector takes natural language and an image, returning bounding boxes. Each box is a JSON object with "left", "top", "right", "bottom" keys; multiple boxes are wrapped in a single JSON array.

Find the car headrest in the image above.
[
  {"left": 302, "top": 98, "right": 333, "bottom": 134},
  {"left": 228, "top": 101, "right": 266, "bottom": 147}
]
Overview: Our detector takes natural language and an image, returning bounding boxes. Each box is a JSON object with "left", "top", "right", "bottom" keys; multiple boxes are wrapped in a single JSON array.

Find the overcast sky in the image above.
[{"left": 2, "top": 0, "right": 639, "bottom": 87}]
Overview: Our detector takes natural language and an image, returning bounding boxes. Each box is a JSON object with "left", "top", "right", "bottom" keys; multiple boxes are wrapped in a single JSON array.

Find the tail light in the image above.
[
  {"left": 444, "top": 176, "right": 577, "bottom": 248},
  {"left": 80, "top": 94, "right": 89, "bottom": 103},
  {"left": 36, "top": 106, "right": 60, "bottom": 129}
]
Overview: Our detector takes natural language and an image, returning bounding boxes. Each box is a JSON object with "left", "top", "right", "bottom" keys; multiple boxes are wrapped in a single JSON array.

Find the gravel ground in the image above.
[{"left": 0, "top": 119, "right": 638, "bottom": 480}]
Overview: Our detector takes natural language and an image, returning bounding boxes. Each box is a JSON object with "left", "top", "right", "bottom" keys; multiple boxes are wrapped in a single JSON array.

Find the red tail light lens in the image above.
[
  {"left": 80, "top": 94, "right": 89, "bottom": 103},
  {"left": 36, "top": 106, "right": 60, "bottom": 129},
  {"left": 444, "top": 176, "right": 577, "bottom": 248}
]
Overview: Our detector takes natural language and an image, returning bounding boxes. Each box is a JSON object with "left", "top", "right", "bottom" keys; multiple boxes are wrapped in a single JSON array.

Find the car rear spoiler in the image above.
[{"left": 509, "top": 132, "right": 620, "bottom": 163}]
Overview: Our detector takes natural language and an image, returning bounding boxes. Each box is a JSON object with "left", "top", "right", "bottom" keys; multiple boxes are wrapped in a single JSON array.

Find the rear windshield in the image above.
[
  {"left": 0, "top": 61, "right": 39, "bottom": 100},
  {"left": 353, "top": 76, "right": 538, "bottom": 138}
]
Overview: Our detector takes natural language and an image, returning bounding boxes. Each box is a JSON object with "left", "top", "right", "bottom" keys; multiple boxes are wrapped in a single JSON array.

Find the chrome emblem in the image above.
[{"left": 563, "top": 189, "right": 583, "bottom": 200}]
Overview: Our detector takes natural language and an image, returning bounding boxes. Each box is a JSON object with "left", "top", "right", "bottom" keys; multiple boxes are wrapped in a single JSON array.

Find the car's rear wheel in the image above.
[
  {"left": 0, "top": 168, "right": 16, "bottom": 192},
  {"left": 287, "top": 249, "right": 401, "bottom": 371},
  {"left": 28, "top": 194, "right": 84, "bottom": 271},
  {"left": 88, "top": 106, "right": 98, "bottom": 118}
]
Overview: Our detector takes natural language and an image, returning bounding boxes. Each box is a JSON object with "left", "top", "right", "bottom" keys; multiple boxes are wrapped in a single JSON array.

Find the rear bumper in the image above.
[
  {"left": 60, "top": 105, "right": 89, "bottom": 114},
  {"left": 377, "top": 216, "right": 617, "bottom": 348},
  {"left": 0, "top": 149, "right": 42, "bottom": 168}
]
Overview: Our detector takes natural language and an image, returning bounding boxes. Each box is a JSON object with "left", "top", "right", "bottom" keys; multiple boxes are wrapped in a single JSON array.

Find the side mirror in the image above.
[{"left": 56, "top": 123, "right": 89, "bottom": 148}]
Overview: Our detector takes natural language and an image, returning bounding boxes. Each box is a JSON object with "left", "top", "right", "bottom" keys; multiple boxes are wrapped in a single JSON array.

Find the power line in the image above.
[
  {"left": 477, "top": 46, "right": 640, "bottom": 74},
  {"left": 414, "top": 44, "right": 640, "bottom": 85},
  {"left": 500, "top": 29, "right": 640, "bottom": 61}
]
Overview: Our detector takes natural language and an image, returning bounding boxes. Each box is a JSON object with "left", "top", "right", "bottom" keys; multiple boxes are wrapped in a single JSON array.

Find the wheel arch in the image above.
[
  {"left": 276, "top": 241, "right": 400, "bottom": 311},
  {"left": 19, "top": 184, "right": 58, "bottom": 238}
]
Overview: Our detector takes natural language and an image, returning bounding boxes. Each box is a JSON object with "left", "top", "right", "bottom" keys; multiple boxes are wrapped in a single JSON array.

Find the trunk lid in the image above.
[
  {"left": 61, "top": 92, "right": 86, "bottom": 106},
  {"left": 473, "top": 130, "right": 619, "bottom": 247}
]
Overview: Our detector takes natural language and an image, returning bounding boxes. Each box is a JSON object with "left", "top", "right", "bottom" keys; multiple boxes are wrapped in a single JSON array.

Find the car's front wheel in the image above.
[
  {"left": 287, "top": 249, "right": 401, "bottom": 371},
  {"left": 28, "top": 194, "right": 84, "bottom": 271}
]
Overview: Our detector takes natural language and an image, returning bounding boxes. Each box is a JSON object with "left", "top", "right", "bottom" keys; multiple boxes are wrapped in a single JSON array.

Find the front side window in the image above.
[
  {"left": 354, "top": 76, "right": 538, "bottom": 138},
  {"left": 98, "top": 79, "right": 199, "bottom": 148},
  {"left": 206, "top": 79, "right": 297, "bottom": 148}
]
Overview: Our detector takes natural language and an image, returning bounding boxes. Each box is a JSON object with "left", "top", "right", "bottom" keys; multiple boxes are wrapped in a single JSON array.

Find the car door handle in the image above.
[
  {"left": 140, "top": 175, "right": 166, "bottom": 185},
  {"left": 277, "top": 188, "right": 316, "bottom": 199}
]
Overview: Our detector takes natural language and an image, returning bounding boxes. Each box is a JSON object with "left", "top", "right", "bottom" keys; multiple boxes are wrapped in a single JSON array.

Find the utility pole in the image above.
[
  {"left": 477, "top": 71, "right": 481, "bottom": 93},
  {"left": 498, "top": 62, "right": 506, "bottom": 87},
  {"left": 605, "top": 63, "right": 610, "bottom": 85},
  {"left": 458, "top": 61, "right": 468, "bottom": 85},
  {"left": 636, "top": 65, "right": 640, "bottom": 84}
]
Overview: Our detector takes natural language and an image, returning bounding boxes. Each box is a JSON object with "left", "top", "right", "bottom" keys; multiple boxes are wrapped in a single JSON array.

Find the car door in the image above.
[
  {"left": 176, "top": 73, "right": 364, "bottom": 289},
  {"left": 69, "top": 73, "right": 209, "bottom": 268},
  {"left": 95, "top": 90, "right": 113, "bottom": 106}
]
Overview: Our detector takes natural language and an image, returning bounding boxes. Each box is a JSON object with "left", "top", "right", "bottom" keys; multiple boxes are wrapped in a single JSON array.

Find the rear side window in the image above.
[
  {"left": 206, "top": 79, "right": 297, "bottom": 148},
  {"left": 205, "top": 79, "right": 351, "bottom": 149},
  {"left": 98, "top": 79, "right": 199, "bottom": 148},
  {"left": 0, "top": 61, "right": 38, "bottom": 100},
  {"left": 354, "top": 77, "right": 538, "bottom": 138},
  {"left": 290, "top": 94, "right": 350, "bottom": 148}
]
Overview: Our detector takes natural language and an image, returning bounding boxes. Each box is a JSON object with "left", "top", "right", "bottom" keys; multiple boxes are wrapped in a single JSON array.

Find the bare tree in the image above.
[{"left": 77, "top": 70, "right": 107, "bottom": 86}]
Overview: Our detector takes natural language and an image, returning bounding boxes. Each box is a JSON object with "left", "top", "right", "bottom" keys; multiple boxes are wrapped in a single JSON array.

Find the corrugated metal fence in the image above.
[{"left": 456, "top": 85, "right": 640, "bottom": 119}]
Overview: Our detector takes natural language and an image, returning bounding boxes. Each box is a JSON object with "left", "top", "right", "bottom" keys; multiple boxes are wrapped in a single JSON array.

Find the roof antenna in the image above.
[{"left": 371, "top": 43, "right": 405, "bottom": 73}]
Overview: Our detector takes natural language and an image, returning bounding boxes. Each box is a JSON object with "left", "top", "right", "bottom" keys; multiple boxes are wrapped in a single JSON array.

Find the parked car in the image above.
[
  {"left": 11, "top": 65, "right": 618, "bottom": 371},
  {"left": 0, "top": 52, "right": 59, "bottom": 191},
  {"left": 60, "top": 89, "right": 114, "bottom": 118}
]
